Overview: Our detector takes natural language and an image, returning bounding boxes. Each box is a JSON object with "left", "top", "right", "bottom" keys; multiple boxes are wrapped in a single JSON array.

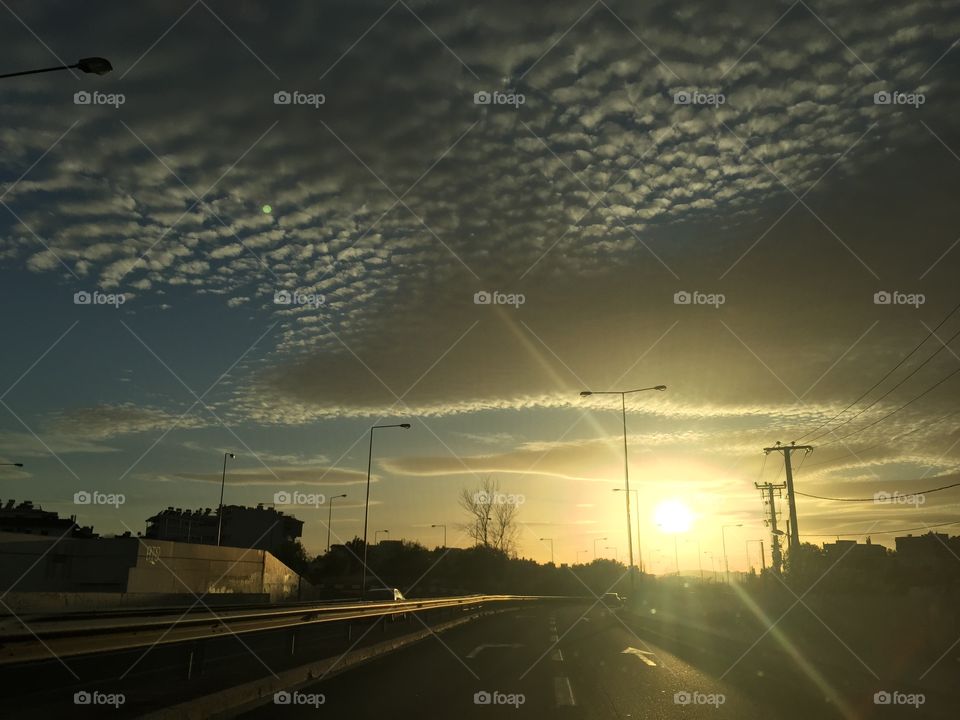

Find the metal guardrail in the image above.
[{"left": 0, "top": 594, "right": 550, "bottom": 665}]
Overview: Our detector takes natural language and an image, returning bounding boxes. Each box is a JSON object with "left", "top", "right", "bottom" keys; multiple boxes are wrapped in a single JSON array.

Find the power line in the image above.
[
  {"left": 796, "top": 479, "right": 960, "bottom": 502},
  {"left": 802, "top": 520, "right": 960, "bottom": 537},
  {"left": 801, "top": 406, "right": 960, "bottom": 470},
  {"left": 806, "top": 323, "right": 960, "bottom": 443},
  {"left": 818, "top": 363, "right": 960, "bottom": 447},
  {"left": 793, "top": 299, "right": 960, "bottom": 442}
]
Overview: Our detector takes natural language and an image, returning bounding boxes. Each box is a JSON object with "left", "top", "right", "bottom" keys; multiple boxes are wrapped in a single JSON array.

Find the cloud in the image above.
[
  {"left": 47, "top": 403, "right": 207, "bottom": 440},
  {"left": 149, "top": 465, "right": 371, "bottom": 487},
  {"left": 0, "top": 431, "right": 118, "bottom": 458},
  {"left": 1, "top": 0, "right": 960, "bottom": 551}
]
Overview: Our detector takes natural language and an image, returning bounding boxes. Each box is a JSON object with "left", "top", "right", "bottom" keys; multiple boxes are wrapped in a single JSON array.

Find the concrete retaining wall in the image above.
[{"left": 0, "top": 534, "right": 303, "bottom": 610}]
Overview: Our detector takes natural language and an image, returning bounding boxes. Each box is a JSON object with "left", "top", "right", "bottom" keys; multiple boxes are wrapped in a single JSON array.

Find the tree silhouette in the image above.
[{"left": 458, "top": 476, "right": 520, "bottom": 556}]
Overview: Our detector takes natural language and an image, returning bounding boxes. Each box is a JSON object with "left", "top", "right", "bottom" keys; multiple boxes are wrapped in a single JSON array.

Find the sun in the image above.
[{"left": 653, "top": 499, "right": 693, "bottom": 533}]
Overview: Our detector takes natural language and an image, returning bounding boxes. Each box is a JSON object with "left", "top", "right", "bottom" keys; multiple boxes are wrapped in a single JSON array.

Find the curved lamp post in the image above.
[
  {"left": 361, "top": 423, "right": 410, "bottom": 599},
  {"left": 581, "top": 385, "right": 666, "bottom": 598},
  {"left": 326, "top": 494, "right": 347, "bottom": 552},
  {"left": 216, "top": 452, "right": 235, "bottom": 546},
  {"left": 0, "top": 57, "right": 112, "bottom": 79}
]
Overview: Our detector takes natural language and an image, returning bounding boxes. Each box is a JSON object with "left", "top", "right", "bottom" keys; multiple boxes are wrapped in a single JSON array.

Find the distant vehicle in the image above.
[
  {"left": 602, "top": 592, "right": 624, "bottom": 609},
  {"left": 366, "top": 587, "right": 405, "bottom": 601}
]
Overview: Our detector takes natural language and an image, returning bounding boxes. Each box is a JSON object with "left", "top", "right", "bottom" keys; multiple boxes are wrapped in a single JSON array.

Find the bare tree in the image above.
[{"left": 458, "top": 476, "right": 520, "bottom": 556}]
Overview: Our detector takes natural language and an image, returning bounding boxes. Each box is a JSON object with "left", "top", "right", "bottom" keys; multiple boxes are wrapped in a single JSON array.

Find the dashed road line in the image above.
[{"left": 554, "top": 676, "right": 576, "bottom": 706}]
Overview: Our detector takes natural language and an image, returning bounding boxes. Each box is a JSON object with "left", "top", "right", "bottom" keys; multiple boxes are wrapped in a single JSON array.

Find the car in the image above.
[
  {"left": 601, "top": 592, "right": 624, "bottom": 609},
  {"left": 366, "top": 587, "right": 405, "bottom": 601}
]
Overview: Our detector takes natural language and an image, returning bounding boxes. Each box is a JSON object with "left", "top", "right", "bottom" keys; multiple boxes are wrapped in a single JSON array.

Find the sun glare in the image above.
[{"left": 653, "top": 499, "right": 693, "bottom": 533}]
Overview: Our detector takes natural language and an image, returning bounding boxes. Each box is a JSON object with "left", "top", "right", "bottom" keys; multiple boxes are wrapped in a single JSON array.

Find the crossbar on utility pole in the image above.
[
  {"left": 755, "top": 481, "right": 786, "bottom": 574},
  {"left": 762, "top": 442, "right": 812, "bottom": 552}
]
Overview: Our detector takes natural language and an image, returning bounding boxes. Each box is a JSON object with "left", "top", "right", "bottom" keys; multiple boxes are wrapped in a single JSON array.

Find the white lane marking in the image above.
[
  {"left": 551, "top": 649, "right": 564, "bottom": 662},
  {"left": 622, "top": 646, "right": 657, "bottom": 666},
  {"left": 466, "top": 643, "right": 523, "bottom": 659},
  {"left": 554, "top": 676, "right": 576, "bottom": 706}
]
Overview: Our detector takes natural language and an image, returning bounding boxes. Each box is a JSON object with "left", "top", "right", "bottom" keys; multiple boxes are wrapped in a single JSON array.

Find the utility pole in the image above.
[
  {"left": 763, "top": 442, "right": 812, "bottom": 552},
  {"left": 755, "top": 481, "right": 786, "bottom": 574}
]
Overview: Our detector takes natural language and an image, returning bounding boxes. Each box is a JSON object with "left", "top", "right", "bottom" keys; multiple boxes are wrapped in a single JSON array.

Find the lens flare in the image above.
[{"left": 653, "top": 498, "right": 693, "bottom": 533}]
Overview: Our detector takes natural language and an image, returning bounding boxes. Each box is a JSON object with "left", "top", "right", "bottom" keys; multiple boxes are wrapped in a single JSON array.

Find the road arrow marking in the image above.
[
  {"left": 622, "top": 646, "right": 658, "bottom": 666},
  {"left": 466, "top": 643, "right": 523, "bottom": 659}
]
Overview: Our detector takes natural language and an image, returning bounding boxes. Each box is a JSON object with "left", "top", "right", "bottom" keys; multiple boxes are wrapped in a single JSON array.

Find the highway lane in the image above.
[
  {"left": 240, "top": 600, "right": 955, "bottom": 719},
  {"left": 238, "top": 602, "right": 823, "bottom": 719}
]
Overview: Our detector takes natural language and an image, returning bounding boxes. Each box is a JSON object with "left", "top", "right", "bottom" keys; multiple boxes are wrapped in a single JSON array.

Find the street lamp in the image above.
[
  {"left": 539, "top": 537, "right": 554, "bottom": 564},
  {"left": 361, "top": 423, "right": 410, "bottom": 599},
  {"left": 613, "top": 487, "right": 643, "bottom": 573},
  {"left": 704, "top": 551, "right": 716, "bottom": 581},
  {"left": 576, "top": 549, "right": 589, "bottom": 564},
  {"left": 431, "top": 523, "right": 447, "bottom": 547},
  {"left": 375, "top": 529, "right": 390, "bottom": 544},
  {"left": 593, "top": 536, "right": 607, "bottom": 560},
  {"left": 326, "top": 494, "right": 347, "bottom": 552},
  {"left": 0, "top": 57, "right": 113, "bottom": 79},
  {"left": 581, "top": 385, "right": 666, "bottom": 597},
  {"left": 216, "top": 452, "right": 235, "bottom": 546},
  {"left": 606, "top": 546, "right": 617, "bottom": 561},
  {"left": 722, "top": 524, "right": 743, "bottom": 584}
]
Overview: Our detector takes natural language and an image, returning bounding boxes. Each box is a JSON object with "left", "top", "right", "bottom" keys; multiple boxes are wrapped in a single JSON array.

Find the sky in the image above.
[{"left": 1, "top": 0, "right": 959, "bottom": 573}]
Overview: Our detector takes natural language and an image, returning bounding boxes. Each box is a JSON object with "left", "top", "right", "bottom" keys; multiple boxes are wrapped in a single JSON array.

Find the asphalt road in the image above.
[{"left": 240, "top": 601, "right": 951, "bottom": 719}]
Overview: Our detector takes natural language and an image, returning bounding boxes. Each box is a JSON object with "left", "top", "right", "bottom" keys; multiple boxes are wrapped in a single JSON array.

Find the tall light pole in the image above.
[
  {"left": 613, "top": 487, "right": 643, "bottom": 573},
  {"left": 704, "top": 551, "right": 716, "bottom": 581},
  {"left": 581, "top": 385, "right": 666, "bottom": 598},
  {"left": 606, "top": 546, "right": 617, "bottom": 561},
  {"left": 0, "top": 57, "right": 112, "bottom": 80},
  {"left": 693, "top": 539, "right": 703, "bottom": 581},
  {"left": 593, "top": 536, "right": 607, "bottom": 560},
  {"left": 216, "top": 452, "right": 235, "bottom": 546},
  {"left": 540, "top": 537, "right": 554, "bottom": 564},
  {"left": 431, "top": 523, "right": 447, "bottom": 547},
  {"left": 746, "top": 539, "right": 766, "bottom": 572},
  {"left": 362, "top": 424, "right": 410, "bottom": 599},
  {"left": 326, "top": 494, "right": 347, "bottom": 552},
  {"left": 576, "top": 549, "right": 588, "bottom": 564},
  {"left": 722, "top": 523, "right": 743, "bottom": 584},
  {"left": 375, "top": 529, "right": 390, "bottom": 544}
]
